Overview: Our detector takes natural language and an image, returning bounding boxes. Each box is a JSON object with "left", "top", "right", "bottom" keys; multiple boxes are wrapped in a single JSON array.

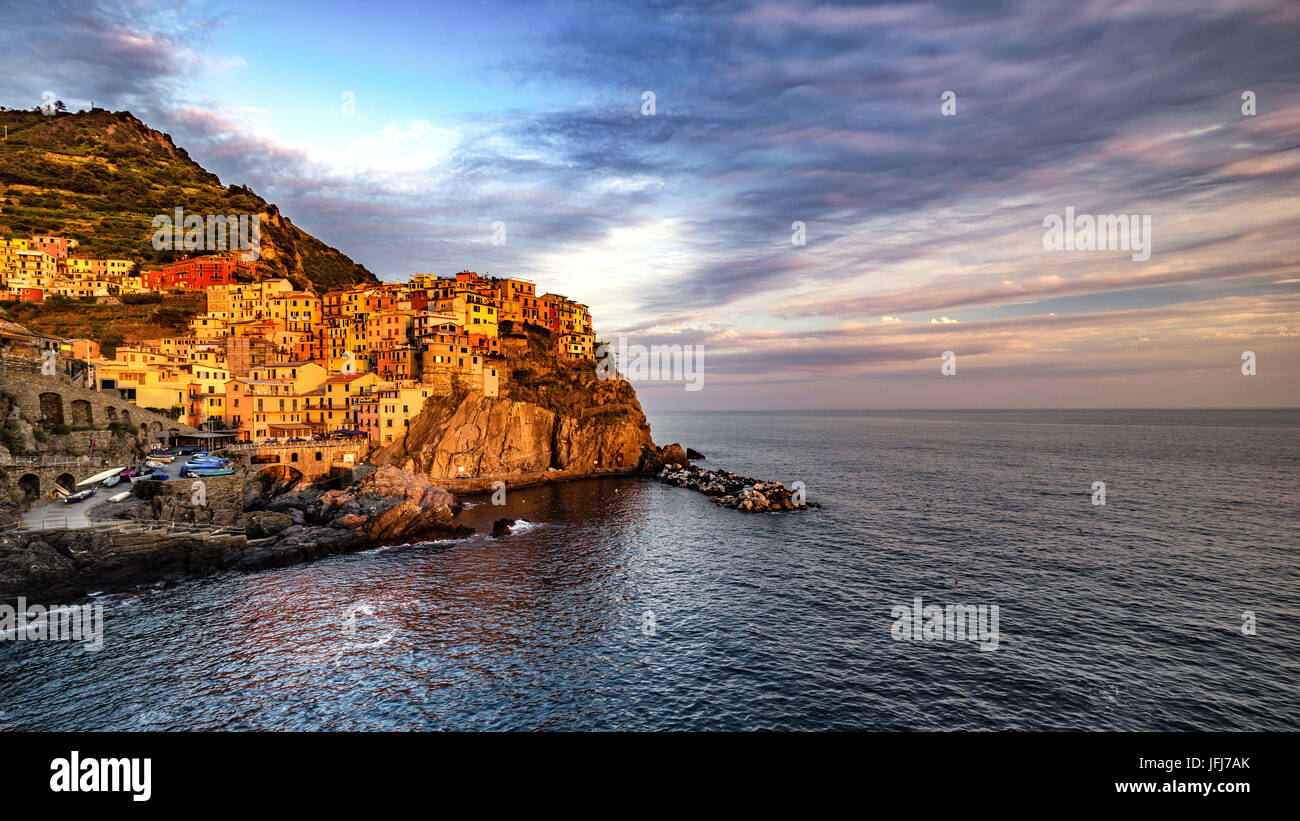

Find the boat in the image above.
[
  {"left": 188, "top": 459, "right": 230, "bottom": 468},
  {"left": 146, "top": 469, "right": 170, "bottom": 481},
  {"left": 101, "top": 475, "right": 122, "bottom": 488},
  {"left": 147, "top": 454, "right": 175, "bottom": 463},
  {"left": 183, "top": 467, "right": 236, "bottom": 477},
  {"left": 144, "top": 460, "right": 168, "bottom": 470},
  {"left": 78, "top": 467, "right": 125, "bottom": 487},
  {"left": 61, "top": 487, "right": 97, "bottom": 504},
  {"left": 107, "top": 491, "right": 132, "bottom": 503}
]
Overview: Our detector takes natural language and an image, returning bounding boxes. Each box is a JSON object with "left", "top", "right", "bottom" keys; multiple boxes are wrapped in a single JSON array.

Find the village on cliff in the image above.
[{"left": 0, "top": 235, "right": 597, "bottom": 446}]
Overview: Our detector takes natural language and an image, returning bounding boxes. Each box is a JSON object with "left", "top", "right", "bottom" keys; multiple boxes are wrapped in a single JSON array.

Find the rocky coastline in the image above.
[{"left": 0, "top": 465, "right": 472, "bottom": 606}]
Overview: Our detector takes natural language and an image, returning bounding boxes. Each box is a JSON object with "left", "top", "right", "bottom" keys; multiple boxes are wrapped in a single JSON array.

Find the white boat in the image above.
[
  {"left": 108, "top": 490, "right": 132, "bottom": 503},
  {"left": 77, "top": 467, "right": 125, "bottom": 487}
]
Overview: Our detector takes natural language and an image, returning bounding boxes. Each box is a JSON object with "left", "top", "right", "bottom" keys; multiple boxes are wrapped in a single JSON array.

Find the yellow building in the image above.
[
  {"left": 207, "top": 278, "right": 293, "bottom": 321},
  {"left": 189, "top": 314, "right": 231, "bottom": 338},
  {"left": 304, "top": 371, "right": 380, "bottom": 431},
  {"left": 248, "top": 361, "right": 329, "bottom": 394},
  {"left": 268, "top": 292, "right": 321, "bottom": 334},
  {"left": 355, "top": 381, "right": 435, "bottom": 445},
  {"left": 431, "top": 289, "right": 498, "bottom": 338}
]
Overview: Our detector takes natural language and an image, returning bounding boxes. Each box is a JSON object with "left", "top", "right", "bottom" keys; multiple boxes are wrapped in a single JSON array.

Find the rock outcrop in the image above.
[
  {"left": 373, "top": 325, "right": 655, "bottom": 481},
  {"left": 305, "top": 466, "right": 471, "bottom": 544}
]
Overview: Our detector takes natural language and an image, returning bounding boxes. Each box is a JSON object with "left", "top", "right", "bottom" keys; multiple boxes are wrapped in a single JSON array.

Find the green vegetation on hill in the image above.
[
  {"left": 0, "top": 107, "right": 378, "bottom": 291},
  {"left": 0, "top": 291, "right": 206, "bottom": 350}
]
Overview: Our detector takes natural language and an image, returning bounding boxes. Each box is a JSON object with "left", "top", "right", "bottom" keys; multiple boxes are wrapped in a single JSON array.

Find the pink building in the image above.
[{"left": 31, "top": 235, "right": 71, "bottom": 259}]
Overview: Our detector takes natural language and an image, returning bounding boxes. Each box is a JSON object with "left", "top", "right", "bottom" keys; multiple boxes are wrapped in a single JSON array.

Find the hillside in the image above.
[
  {"left": 1, "top": 292, "right": 205, "bottom": 350},
  {"left": 0, "top": 107, "right": 378, "bottom": 292}
]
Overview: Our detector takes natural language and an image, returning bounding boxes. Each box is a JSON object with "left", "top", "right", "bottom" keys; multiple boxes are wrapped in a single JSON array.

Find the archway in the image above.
[
  {"left": 39, "top": 392, "right": 64, "bottom": 426},
  {"left": 54, "top": 473, "right": 75, "bottom": 493},
  {"left": 70, "top": 399, "right": 93, "bottom": 427},
  {"left": 257, "top": 464, "right": 304, "bottom": 499},
  {"left": 18, "top": 473, "right": 40, "bottom": 501}
]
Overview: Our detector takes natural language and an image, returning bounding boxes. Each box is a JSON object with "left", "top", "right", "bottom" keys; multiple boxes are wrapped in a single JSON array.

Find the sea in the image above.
[{"left": 1, "top": 409, "right": 1297, "bottom": 731}]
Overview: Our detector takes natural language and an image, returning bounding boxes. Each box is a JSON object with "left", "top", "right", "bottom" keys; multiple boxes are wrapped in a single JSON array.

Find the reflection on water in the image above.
[{"left": 1, "top": 410, "right": 1298, "bottom": 731}]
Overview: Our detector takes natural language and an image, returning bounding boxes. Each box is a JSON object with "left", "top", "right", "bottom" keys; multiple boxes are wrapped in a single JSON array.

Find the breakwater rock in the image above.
[{"left": 655, "top": 465, "right": 818, "bottom": 513}]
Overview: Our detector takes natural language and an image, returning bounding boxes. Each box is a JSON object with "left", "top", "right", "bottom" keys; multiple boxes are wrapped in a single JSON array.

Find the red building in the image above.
[{"left": 143, "top": 255, "right": 254, "bottom": 290}]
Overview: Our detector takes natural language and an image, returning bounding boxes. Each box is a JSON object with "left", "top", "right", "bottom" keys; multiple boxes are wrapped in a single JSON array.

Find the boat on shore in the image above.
[
  {"left": 77, "top": 467, "right": 125, "bottom": 487},
  {"left": 61, "top": 486, "right": 96, "bottom": 504},
  {"left": 181, "top": 466, "right": 235, "bottom": 477}
]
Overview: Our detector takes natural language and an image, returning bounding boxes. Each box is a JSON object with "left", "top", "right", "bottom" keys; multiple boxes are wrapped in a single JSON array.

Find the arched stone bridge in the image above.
[
  {"left": 226, "top": 441, "right": 371, "bottom": 482},
  {"left": 0, "top": 457, "right": 115, "bottom": 505}
]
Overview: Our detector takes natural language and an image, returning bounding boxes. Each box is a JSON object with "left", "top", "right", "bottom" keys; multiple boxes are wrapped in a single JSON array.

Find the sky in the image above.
[{"left": 1, "top": 0, "right": 1298, "bottom": 410}]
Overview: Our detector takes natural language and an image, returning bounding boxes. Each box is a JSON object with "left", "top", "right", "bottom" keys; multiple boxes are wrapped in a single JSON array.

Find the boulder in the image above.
[
  {"left": 660, "top": 443, "right": 689, "bottom": 468},
  {"left": 242, "top": 510, "right": 295, "bottom": 539}
]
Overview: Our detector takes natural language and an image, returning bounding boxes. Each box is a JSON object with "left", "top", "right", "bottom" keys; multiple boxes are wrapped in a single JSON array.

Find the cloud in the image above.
[{"left": 2, "top": 0, "right": 1299, "bottom": 408}]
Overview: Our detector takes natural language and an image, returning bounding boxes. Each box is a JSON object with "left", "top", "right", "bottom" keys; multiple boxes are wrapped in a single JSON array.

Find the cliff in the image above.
[{"left": 372, "top": 324, "right": 657, "bottom": 481}]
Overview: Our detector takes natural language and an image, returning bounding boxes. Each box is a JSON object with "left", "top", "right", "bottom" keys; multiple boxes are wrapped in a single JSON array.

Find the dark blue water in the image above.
[{"left": 2, "top": 409, "right": 1297, "bottom": 730}]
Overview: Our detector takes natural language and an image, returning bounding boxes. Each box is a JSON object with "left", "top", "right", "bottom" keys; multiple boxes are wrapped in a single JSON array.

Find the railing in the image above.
[
  {"left": 114, "top": 519, "right": 247, "bottom": 538},
  {"left": 224, "top": 440, "right": 366, "bottom": 452},
  {"left": 15, "top": 516, "right": 247, "bottom": 537},
  {"left": 2, "top": 455, "right": 109, "bottom": 468}
]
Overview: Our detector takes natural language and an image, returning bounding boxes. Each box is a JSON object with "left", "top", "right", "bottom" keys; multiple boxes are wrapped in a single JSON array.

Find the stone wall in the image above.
[{"left": 0, "top": 355, "right": 194, "bottom": 437}]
